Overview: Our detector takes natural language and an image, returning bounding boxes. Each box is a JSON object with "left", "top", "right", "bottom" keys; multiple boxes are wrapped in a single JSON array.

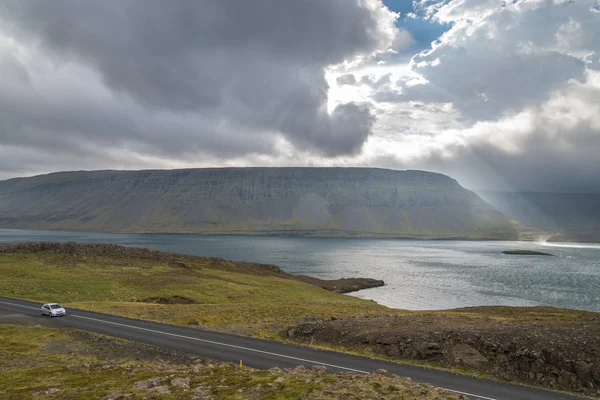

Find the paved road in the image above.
[{"left": 0, "top": 296, "right": 586, "bottom": 400}]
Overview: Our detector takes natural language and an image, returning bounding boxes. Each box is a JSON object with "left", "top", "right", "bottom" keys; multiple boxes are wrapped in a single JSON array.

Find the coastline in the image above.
[{"left": 4, "top": 225, "right": 598, "bottom": 243}]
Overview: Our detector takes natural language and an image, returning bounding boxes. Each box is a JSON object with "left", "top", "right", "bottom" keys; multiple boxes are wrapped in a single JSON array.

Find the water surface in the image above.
[{"left": 1, "top": 229, "right": 599, "bottom": 311}]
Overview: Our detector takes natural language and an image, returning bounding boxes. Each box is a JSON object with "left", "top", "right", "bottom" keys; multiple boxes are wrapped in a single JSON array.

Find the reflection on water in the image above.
[{"left": 1, "top": 229, "right": 599, "bottom": 311}]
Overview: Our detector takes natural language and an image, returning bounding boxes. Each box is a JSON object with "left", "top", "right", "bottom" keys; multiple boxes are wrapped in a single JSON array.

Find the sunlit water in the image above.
[{"left": 1, "top": 229, "right": 599, "bottom": 311}]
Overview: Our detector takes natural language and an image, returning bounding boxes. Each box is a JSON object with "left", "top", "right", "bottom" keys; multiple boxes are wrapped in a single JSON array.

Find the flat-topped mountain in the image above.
[{"left": 0, "top": 168, "right": 517, "bottom": 239}]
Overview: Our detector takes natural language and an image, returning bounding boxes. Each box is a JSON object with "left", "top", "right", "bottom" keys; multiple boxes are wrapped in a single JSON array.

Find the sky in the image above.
[{"left": 0, "top": 0, "right": 599, "bottom": 193}]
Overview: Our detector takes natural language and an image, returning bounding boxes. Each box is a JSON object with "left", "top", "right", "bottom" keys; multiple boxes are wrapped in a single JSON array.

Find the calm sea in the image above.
[{"left": 1, "top": 229, "right": 599, "bottom": 312}]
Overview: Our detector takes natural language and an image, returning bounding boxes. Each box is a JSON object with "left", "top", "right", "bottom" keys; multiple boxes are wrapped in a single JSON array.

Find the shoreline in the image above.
[{"left": 2, "top": 226, "right": 598, "bottom": 244}]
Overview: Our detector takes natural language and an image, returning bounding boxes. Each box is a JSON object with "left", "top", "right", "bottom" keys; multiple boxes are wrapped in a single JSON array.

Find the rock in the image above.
[
  {"left": 450, "top": 344, "right": 489, "bottom": 369},
  {"left": 417, "top": 342, "right": 444, "bottom": 361},
  {"left": 591, "top": 366, "right": 600, "bottom": 385},
  {"left": 193, "top": 386, "right": 210, "bottom": 395},
  {"left": 536, "top": 373, "right": 544, "bottom": 382},
  {"left": 384, "top": 344, "right": 401, "bottom": 357},
  {"left": 35, "top": 388, "right": 61, "bottom": 395},
  {"left": 372, "top": 369, "right": 389, "bottom": 376},
  {"left": 495, "top": 354, "right": 509, "bottom": 364},
  {"left": 149, "top": 386, "right": 171, "bottom": 395},
  {"left": 293, "top": 365, "right": 306, "bottom": 372},
  {"left": 557, "top": 371, "right": 576, "bottom": 387},
  {"left": 275, "top": 377, "right": 285, "bottom": 383},
  {"left": 311, "top": 365, "right": 327, "bottom": 372},
  {"left": 574, "top": 361, "right": 594, "bottom": 387},
  {"left": 170, "top": 377, "right": 190, "bottom": 388},
  {"left": 133, "top": 381, "right": 151, "bottom": 390},
  {"left": 133, "top": 377, "right": 168, "bottom": 390}
]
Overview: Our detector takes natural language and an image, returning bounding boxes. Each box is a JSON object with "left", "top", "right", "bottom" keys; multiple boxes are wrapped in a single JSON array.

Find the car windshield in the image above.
[{"left": 50, "top": 304, "right": 62, "bottom": 309}]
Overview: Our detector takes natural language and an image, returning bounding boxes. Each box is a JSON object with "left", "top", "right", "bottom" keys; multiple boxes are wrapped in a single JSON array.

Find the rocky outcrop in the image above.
[
  {"left": 286, "top": 313, "right": 600, "bottom": 396},
  {"left": 293, "top": 276, "right": 384, "bottom": 293},
  {"left": 450, "top": 344, "right": 489, "bottom": 369}
]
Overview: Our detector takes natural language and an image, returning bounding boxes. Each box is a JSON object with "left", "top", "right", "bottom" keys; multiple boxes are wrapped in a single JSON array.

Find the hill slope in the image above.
[
  {"left": 0, "top": 168, "right": 517, "bottom": 239},
  {"left": 478, "top": 191, "right": 600, "bottom": 242}
]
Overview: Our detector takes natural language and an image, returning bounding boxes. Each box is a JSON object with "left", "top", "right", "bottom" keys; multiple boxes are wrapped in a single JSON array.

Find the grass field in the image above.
[
  {"left": 0, "top": 324, "right": 467, "bottom": 400},
  {"left": 0, "top": 244, "right": 393, "bottom": 338}
]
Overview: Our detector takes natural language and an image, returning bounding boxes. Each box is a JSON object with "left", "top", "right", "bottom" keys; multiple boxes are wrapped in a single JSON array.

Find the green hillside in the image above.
[{"left": 0, "top": 168, "right": 517, "bottom": 239}]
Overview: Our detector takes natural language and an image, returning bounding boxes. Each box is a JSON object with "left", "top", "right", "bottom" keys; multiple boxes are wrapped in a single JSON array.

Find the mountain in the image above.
[
  {"left": 478, "top": 191, "right": 600, "bottom": 242},
  {"left": 0, "top": 168, "right": 517, "bottom": 239}
]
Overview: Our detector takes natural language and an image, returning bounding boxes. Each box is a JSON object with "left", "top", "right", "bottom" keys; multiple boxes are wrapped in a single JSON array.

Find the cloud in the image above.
[
  {"left": 337, "top": 74, "right": 358, "bottom": 86},
  {"left": 384, "top": 1, "right": 599, "bottom": 120},
  {"left": 0, "top": 0, "right": 402, "bottom": 177},
  {"left": 356, "top": 0, "right": 600, "bottom": 192},
  {"left": 1, "top": 0, "right": 599, "bottom": 194}
]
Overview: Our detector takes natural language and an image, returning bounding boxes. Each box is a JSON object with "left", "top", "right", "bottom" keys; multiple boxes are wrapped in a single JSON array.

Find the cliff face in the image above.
[{"left": 0, "top": 168, "right": 517, "bottom": 239}]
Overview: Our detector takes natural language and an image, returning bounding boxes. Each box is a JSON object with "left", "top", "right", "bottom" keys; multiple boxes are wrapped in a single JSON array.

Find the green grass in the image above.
[
  {"left": 0, "top": 324, "right": 468, "bottom": 400},
  {"left": 0, "top": 250, "right": 390, "bottom": 336}
]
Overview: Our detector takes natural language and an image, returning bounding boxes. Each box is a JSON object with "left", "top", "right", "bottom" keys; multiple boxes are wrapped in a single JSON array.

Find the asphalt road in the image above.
[{"left": 0, "top": 296, "right": 587, "bottom": 400}]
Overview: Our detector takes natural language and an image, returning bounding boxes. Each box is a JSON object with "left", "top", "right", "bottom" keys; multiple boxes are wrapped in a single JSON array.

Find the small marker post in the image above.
[
  {"left": 240, "top": 360, "right": 243, "bottom": 368},
  {"left": 310, "top": 336, "right": 314, "bottom": 346}
]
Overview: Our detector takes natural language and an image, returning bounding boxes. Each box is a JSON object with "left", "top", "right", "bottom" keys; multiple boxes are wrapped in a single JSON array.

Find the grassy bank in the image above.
[
  {"left": 0, "top": 323, "right": 467, "bottom": 400},
  {"left": 0, "top": 242, "right": 393, "bottom": 338}
]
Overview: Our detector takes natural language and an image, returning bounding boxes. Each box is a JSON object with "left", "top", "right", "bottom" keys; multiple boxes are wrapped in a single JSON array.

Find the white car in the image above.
[{"left": 41, "top": 303, "right": 66, "bottom": 317}]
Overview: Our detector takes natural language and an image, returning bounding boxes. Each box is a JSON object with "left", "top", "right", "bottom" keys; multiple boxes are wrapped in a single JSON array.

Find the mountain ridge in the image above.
[{"left": 0, "top": 167, "right": 517, "bottom": 239}]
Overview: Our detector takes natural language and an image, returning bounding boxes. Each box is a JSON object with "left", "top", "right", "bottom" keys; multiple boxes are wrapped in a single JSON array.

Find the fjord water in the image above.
[{"left": 1, "top": 229, "right": 599, "bottom": 312}]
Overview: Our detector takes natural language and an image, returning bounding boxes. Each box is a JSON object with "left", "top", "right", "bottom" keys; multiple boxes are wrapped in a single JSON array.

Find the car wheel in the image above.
[
  {"left": 49, "top": 312, "right": 53, "bottom": 318},
  {"left": 40, "top": 311, "right": 43, "bottom": 316}
]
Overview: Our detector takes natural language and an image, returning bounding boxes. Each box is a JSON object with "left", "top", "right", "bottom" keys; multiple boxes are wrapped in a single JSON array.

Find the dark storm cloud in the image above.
[{"left": 0, "top": 0, "right": 397, "bottom": 174}]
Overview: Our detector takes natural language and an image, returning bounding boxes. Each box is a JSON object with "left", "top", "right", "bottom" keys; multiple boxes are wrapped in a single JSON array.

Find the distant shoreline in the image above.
[
  {"left": 2, "top": 226, "right": 599, "bottom": 244},
  {"left": 0, "top": 226, "right": 553, "bottom": 242}
]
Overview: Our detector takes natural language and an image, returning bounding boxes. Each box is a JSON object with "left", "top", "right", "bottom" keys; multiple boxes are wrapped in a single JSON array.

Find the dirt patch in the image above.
[
  {"left": 286, "top": 311, "right": 600, "bottom": 396},
  {"left": 140, "top": 295, "right": 197, "bottom": 305}
]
